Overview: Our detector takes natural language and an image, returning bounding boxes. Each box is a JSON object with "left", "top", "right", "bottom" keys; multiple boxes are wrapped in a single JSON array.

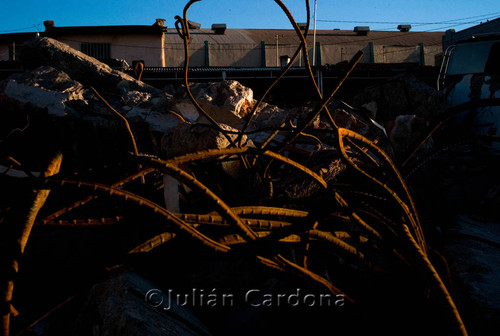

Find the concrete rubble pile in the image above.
[
  {"left": 0, "top": 38, "right": 307, "bottom": 164},
  {"left": 0, "top": 37, "right": 366, "bottom": 335},
  {"left": 1, "top": 37, "right": 499, "bottom": 336}
]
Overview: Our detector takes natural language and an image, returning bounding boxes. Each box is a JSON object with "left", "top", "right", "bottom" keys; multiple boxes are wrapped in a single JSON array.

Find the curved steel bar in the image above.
[
  {"left": 140, "top": 157, "right": 259, "bottom": 242},
  {"left": 238, "top": 0, "right": 312, "bottom": 141},
  {"left": 43, "top": 178, "right": 231, "bottom": 253},
  {"left": 337, "top": 128, "right": 426, "bottom": 249}
]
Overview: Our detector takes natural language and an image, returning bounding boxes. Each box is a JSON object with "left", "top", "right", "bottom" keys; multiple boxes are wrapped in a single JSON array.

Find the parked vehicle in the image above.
[{"left": 438, "top": 33, "right": 500, "bottom": 154}]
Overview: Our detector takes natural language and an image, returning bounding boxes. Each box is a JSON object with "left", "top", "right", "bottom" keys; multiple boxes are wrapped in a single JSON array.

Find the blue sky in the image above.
[{"left": 1, "top": 0, "right": 499, "bottom": 33}]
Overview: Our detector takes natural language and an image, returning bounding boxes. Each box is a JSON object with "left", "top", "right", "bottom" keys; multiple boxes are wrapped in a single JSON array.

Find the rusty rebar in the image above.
[{"left": 1, "top": 153, "right": 62, "bottom": 336}]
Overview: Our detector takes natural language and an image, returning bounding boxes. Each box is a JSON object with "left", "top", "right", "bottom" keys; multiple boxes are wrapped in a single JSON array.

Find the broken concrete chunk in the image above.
[
  {"left": 125, "top": 107, "right": 181, "bottom": 134},
  {"left": 251, "top": 102, "right": 291, "bottom": 130},
  {"left": 124, "top": 90, "right": 153, "bottom": 106},
  {"left": 161, "top": 122, "right": 252, "bottom": 159},
  {"left": 20, "top": 37, "right": 159, "bottom": 95},
  {"left": 171, "top": 101, "right": 201, "bottom": 122},
  {"left": 187, "top": 80, "right": 255, "bottom": 119},
  {"left": 121, "top": 90, "right": 180, "bottom": 133},
  {"left": 171, "top": 80, "right": 255, "bottom": 127},
  {"left": 1, "top": 65, "right": 87, "bottom": 117}
]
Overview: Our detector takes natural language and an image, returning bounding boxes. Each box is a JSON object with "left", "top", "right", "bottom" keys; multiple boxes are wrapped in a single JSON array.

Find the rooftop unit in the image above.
[
  {"left": 211, "top": 23, "right": 227, "bottom": 34},
  {"left": 354, "top": 26, "right": 370, "bottom": 36},
  {"left": 188, "top": 21, "right": 201, "bottom": 29},
  {"left": 297, "top": 22, "right": 308, "bottom": 31},
  {"left": 397, "top": 24, "right": 412, "bottom": 32}
]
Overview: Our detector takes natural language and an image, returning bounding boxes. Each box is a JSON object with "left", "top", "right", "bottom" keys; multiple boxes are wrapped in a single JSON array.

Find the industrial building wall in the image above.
[
  {"left": 379, "top": 45, "right": 421, "bottom": 63},
  {"left": 164, "top": 43, "right": 206, "bottom": 67},
  {"left": 320, "top": 43, "right": 441, "bottom": 66},
  {"left": 163, "top": 41, "right": 441, "bottom": 67},
  {"left": 422, "top": 45, "right": 442, "bottom": 66},
  {"left": 321, "top": 44, "right": 371, "bottom": 64},
  {"left": 209, "top": 43, "right": 262, "bottom": 67},
  {"left": 265, "top": 44, "right": 313, "bottom": 67},
  {"left": 1, "top": 40, "right": 442, "bottom": 68}
]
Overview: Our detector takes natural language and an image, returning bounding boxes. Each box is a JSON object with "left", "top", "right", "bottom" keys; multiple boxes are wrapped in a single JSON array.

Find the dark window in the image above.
[
  {"left": 485, "top": 42, "right": 500, "bottom": 75},
  {"left": 81, "top": 43, "right": 111, "bottom": 60},
  {"left": 447, "top": 42, "right": 491, "bottom": 75}
]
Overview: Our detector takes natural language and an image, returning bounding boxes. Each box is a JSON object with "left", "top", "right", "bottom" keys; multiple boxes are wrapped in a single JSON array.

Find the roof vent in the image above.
[
  {"left": 188, "top": 21, "right": 201, "bottom": 29},
  {"left": 211, "top": 23, "right": 227, "bottom": 34},
  {"left": 354, "top": 26, "right": 370, "bottom": 36},
  {"left": 397, "top": 24, "right": 411, "bottom": 32},
  {"left": 297, "top": 22, "right": 308, "bottom": 31}
]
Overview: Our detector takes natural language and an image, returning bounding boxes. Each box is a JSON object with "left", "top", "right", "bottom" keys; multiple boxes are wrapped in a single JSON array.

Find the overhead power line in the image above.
[
  {"left": 317, "top": 11, "right": 500, "bottom": 26},
  {"left": 0, "top": 24, "right": 42, "bottom": 33}
]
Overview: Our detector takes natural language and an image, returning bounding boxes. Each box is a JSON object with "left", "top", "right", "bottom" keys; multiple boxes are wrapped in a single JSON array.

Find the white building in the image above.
[{"left": 0, "top": 20, "right": 444, "bottom": 68}]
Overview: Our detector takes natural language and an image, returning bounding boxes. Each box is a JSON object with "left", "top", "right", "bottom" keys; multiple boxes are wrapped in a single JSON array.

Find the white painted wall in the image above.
[{"left": 57, "top": 34, "right": 164, "bottom": 67}]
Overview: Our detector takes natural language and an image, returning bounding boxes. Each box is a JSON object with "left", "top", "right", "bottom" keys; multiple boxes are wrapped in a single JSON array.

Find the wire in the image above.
[
  {"left": 317, "top": 11, "right": 500, "bottom": 25},
  {"left": 0, "top": 25, "right": 41, "bottom": 33}
]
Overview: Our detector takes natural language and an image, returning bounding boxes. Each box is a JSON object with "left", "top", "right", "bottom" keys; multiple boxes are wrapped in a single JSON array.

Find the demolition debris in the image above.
[{"left": 1, "top": 2, "right": 500, "bottom": 336}]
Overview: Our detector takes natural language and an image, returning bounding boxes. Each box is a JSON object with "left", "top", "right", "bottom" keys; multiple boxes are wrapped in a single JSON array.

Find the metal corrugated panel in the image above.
[
  {"left": 165, "top": 28, "right": 444, "bottom": 47},
  {"left": 165, "top": 29, "right": 255, "bottom": 44}
]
